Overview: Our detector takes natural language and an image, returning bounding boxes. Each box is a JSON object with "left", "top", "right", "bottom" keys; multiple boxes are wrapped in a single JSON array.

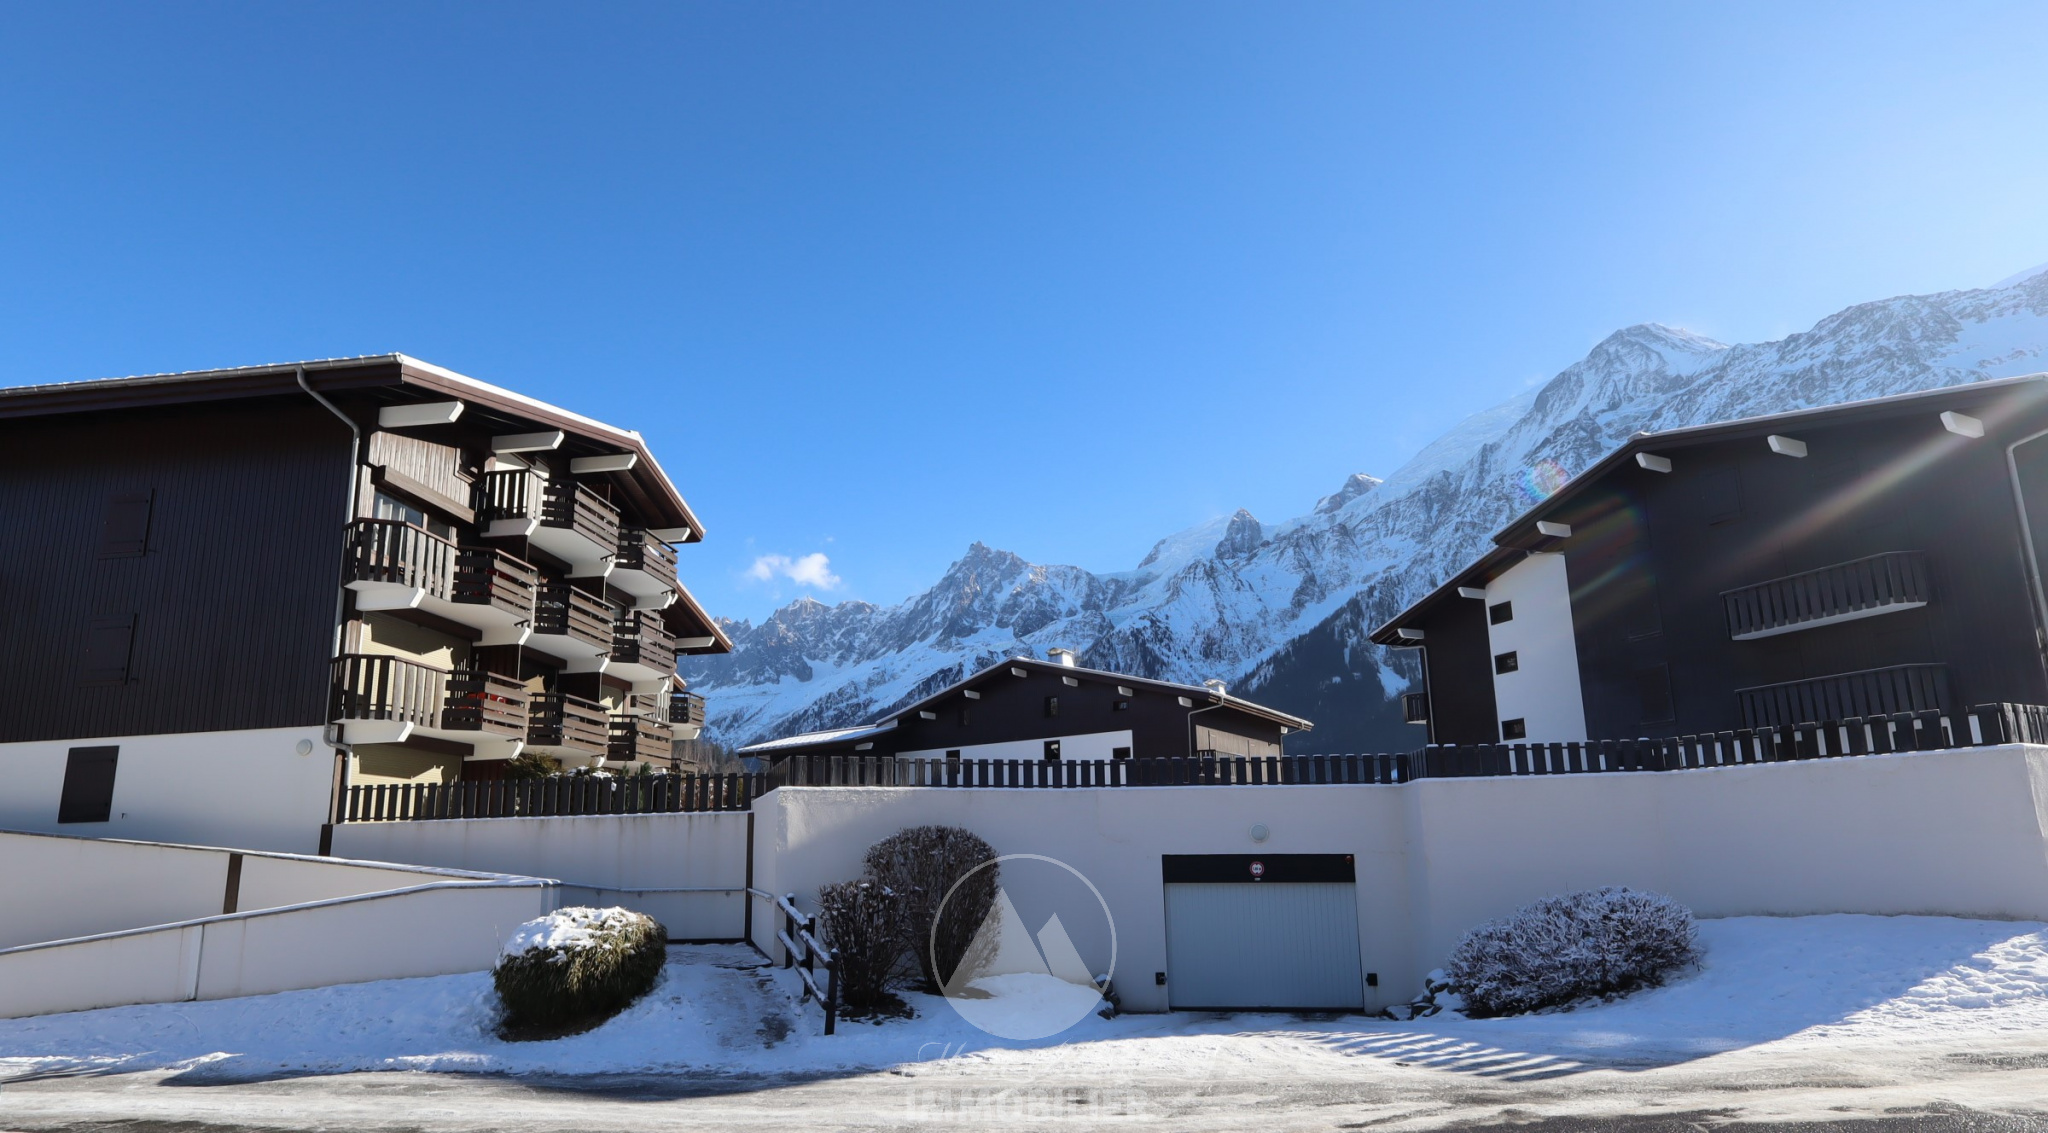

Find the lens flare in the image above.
[{"left": 1520, "top": 459, "right": 1571, "bottom": 503}]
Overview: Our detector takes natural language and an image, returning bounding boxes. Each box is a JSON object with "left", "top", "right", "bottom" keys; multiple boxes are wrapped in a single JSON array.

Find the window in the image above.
[
  {"left": 1488, "top": 600, "right": 1513, "bottom": 625},
  {"left": 1113, "top": 699, "right": 1130, "bottom": 712},
  {"left": 57, "top": 746, "right": 119, "bottom": 824},
  {"left": 372, "top": 491, "right": 456, "bottom": 540},
  {"left": 1043, "top": 739, "right": 1062, "bottom": 761},
  {"left": 82, "top": 615, "right": 136, "bottom": 685},
  {"left": 958, "top": 708, "right": 971, "bottom": 727},
  {"left": 1700, "top": 468, "right": 1742, "bottom": 526},
  {"left": 1493, "top": 651, "right": 1519, "bottom": 675},
  {"left": 1112, "top": 746, "right": 1131, "bottom": 760},
  {"left": 945, "top": 749, "right": 961, "bottom": 761},
  {"left": 100, "top": 491, "right": 153, "bottom": 557},
  {"left": 1044, "top": 696, "right": 1060, "bottom": 718},
  {"left": 1500, "top": 718, "right": 1527, "bottom": 741}
]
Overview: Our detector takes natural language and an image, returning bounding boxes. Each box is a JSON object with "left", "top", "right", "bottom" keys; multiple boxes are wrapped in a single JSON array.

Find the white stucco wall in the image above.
[
  {"left": 1484, "top": 552, "right": 1588, "bottom": 743},
  {"left": 0, "top": 829, "right": 525, "bottom": 949},
  {"left": 331, "top": 812, "right": 754, "bottom": 939},
  {"left": 0, "top": 726, "right": 335, "bottom": 854},
  {"left": 748, "top": 745, "right": 2048, "bottom": 1011},
  {"left": 750, "top": 785, "right": 1417, "bottom": 1013}
]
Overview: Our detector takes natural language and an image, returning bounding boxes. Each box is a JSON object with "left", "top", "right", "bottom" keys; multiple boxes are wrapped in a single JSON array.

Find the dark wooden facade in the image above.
[
  {"left": 0, "top": 357, "right": 730, "bottom": 779},
  {"left": 1377, "top": 377, "right": 2048, "bottom": 742},
  {"left": 742, "top": 656, "right": 1311, "bottom": 763},
  {"left": 0, "top": 400, "right": 347, "bottom": 742}
]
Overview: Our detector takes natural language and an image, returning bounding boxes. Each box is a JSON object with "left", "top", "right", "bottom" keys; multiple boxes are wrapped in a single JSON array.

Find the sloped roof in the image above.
[
  {"left": 1370, "top": 372, "right": 2048, "bottom": 643},
  {"left": 735, "top": 655, "right": 1313, "bottom": 755}
]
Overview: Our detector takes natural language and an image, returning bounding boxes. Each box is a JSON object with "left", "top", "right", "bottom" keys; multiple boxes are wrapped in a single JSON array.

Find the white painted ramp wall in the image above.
[{"left": 1163, "top": 882, "right": 1364, "bottom": 1010}]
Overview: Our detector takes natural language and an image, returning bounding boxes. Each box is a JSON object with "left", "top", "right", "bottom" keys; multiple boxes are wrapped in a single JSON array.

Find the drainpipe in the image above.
[
  {"left": 2004, "top": 428, "right": 2048, "bottom": 681},
  {"left": 299, "top": 365, "right": 362, "bottom": 849}
]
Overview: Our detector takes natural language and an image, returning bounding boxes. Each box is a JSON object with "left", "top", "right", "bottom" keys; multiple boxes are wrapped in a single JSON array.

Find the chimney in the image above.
[
  {"left": 1203, "top": 678, "right": 1228, "bottom": 697},
  {"left": 1047, "top": 648, "right": 1078, "bottom": 668}
]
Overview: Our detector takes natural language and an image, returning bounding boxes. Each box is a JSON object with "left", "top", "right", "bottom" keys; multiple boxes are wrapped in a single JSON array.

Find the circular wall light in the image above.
[
  {"left": 296, "top": 739, "right": 315, "bottom": 756},
  {"left": 1249, "top": 823, "right": 1270, "bottom": 843}
]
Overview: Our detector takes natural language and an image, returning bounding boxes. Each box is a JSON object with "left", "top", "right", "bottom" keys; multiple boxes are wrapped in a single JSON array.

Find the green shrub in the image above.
[
  {"left": 494, "top": 906, "right": 667, "bottom": 1039},
  {"left": 863, "top": 825, "right": 999, "bottom": 993}
]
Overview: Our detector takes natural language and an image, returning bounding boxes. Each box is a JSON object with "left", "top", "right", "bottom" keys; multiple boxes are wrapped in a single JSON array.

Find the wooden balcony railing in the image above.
[
  {"left": 442, "top": 670, "right": 530, "bottom": 736},
  {"left": 547, "top": 479, "right": 621, "bottom": 552},
  {"left": 1722, "top": 550, "right": 1930, "bottom": 641},
  {"left": 527, "top": 691, "right": 609, "bottom": 754},
  {"left": 345, "top": 520, "right": 536, "bottom": 617},
  {"left": 670, "top": 691, "right": 707, "bottom": 728},
  {"left": 477, "top": 470, "right": 623, "bottom": 551},
  {"left": 452, "top": 547, "right": 539, "bottom": 618},
  {"left": 478, "top": 470, "right": 622, "bottom": 549},
  {"left": 609, "top": 713, "right": 674, "bottom": 764},
  {"left": 534, "top": 582, "right": 613, "bottom": 651},
  {"left": 345, "top": 519, "right": 462, "bottom": 601},
  {"left": 617, "top": 528, "right": 679, "bottom": 589},
  {"left": 1734, "top": 662, "right": 1950, "bottom": 731},
  {"left": 612, "top": 611, "right": 678, "bottom": 674},
  {"left": 330, "top": 654, "right": 528, "bottom": 736}
]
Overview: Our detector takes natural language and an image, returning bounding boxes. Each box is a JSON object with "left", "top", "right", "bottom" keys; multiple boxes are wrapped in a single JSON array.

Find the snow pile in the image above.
[
  {"left": 500, "top": 907, "right": 646, "bottom": 960},
  {"left": 1446, "top": 887, "right": 1699, "bottom": 1017}
]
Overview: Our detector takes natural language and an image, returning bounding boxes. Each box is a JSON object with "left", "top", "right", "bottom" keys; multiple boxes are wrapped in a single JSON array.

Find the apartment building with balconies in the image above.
[{"left": 0, "top": 355, "right": 730, "bottom": 853}]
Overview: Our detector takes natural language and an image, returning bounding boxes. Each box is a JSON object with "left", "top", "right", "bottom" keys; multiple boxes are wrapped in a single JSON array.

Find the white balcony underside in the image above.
[
  {"left": 345, "top": 582, "right": 533, "bottom": 646},
  {"left": 608, "top": 658, "right": 672, "bottom": 683},
  {"left": 336, "top": 719, "right": 524, "bottom": 760},
  {"left": 526, "top": 633, "right": 610, "bottom": 672},
  {"left": 610, "top": 567, "right": 673, "bottom": 602}
]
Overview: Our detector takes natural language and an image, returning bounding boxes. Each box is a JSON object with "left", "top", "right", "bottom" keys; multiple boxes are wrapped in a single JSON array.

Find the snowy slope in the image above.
[{"left": 684, "top": 271, "right": 2048, "bottom": 750}]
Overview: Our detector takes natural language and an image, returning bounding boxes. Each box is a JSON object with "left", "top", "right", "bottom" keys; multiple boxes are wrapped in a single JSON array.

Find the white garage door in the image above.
[{"left": 1162, "top": 854, "right": 1364, "bottom": 1010}]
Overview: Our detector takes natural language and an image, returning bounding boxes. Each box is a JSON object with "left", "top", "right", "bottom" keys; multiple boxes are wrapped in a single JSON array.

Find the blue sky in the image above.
[{"left": 4, "top": 3, "right": 2047, "bottom": 623}]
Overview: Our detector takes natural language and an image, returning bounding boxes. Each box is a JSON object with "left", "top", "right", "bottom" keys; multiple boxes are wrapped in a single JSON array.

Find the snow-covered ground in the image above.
[{"left": 3, "top": 914, "right": 2047, "bottom": 1081}]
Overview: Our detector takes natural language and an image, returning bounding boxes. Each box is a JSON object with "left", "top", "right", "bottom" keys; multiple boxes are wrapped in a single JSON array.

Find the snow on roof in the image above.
[{"left": 736, "top": 721, "right": 898, "bottom": 754}]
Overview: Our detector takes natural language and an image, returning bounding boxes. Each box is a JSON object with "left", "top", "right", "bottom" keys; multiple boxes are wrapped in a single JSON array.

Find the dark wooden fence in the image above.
[
  {"left": 340, "top": 702, "right": 2048, "bottom": 823},
  {"left": 774, "top": 751, "right": 1410, "bottom": 788},
  {"left": 343, "top": 771, "right": 767, "bottom": 822}
]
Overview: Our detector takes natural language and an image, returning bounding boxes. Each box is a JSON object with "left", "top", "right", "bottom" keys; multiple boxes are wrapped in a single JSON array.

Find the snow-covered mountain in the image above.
[{"left": 683, "top": 270, "right": 2048, "bottom": 752}]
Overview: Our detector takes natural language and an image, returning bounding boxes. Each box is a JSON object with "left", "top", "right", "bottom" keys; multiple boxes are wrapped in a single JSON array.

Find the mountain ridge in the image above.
[{"left": 682, "top": 272, "right": 2048, "bottom": 751}]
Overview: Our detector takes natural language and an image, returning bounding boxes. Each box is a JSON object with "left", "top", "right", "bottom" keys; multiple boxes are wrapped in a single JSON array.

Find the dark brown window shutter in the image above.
[
  {"left": 58, "top": 746, "right": 119, "bottom": 823},
  {"left": 83, "top": 615, "right": 136, "bottom": 685},
  {"left": 101, "top": 491, "right": 154, "bottom": 556}
]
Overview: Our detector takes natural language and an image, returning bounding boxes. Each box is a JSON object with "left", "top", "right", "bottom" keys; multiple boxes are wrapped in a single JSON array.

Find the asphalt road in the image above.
[{"left": 8, "top": 1036, "right": 2048, "bottom": 1133}]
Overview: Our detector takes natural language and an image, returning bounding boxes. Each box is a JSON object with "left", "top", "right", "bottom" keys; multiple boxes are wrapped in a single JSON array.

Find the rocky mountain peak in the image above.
[
  {"left": 1314, "top": 473, "right": 1382, "bottom": 516},
  {"left": 1214, "top": 509, "right": 1265, "bottom": 558}
]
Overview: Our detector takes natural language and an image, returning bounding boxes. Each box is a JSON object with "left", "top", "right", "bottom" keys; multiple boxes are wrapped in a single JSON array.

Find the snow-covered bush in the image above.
[
  {"left": 816, "top": 878, "right": 908, "bottom": 1015},
  {"left": 862, "top": 825, "right": 998, "bottom": 992},
  {"left": 493, "top": 906, "right": 667, "bottom": 1038},
  {"left": 1444, "top": 887, "right": 1699, "bottom": 1017}
]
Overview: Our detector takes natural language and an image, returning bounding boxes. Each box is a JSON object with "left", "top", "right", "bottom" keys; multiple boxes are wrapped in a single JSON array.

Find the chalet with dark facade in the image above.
[
  {"left": 0, "top": 355, "right": 728, "bottom": 853},
  {"left": 1371, "top": 373, "right": 2048, "bottom": 745},
  {"left": 739, "top": 649, "right": 1312, "bottom": 764}
]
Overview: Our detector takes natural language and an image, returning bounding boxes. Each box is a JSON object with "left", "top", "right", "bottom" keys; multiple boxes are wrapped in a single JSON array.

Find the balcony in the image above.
[
  {"left": 670, "top": 690, "right": 707, "bottom": 740},
  {"left": 529, "top": 582, "right": 613, "bottom": 671},
  {"left": 526, "top": 691, "right": 610, "bottom": 767},
  {"left": 343, "top": 520, "right": 537, "bottom": 645},
  {"left": 612, "top": 529, "right": 679, "bottom": 608},
  {"left": 477, "top": 469, "right": 622, "bottom": 577},
  {"left": 330, "top": 652, "right": 528, "bottom": 759},
  {"left": 1722, "top": 551, "right": 1930, "bottom": 641},
  {"left": 609, "top": 712, "right": 674, "bottom": 765},
  {"left": 609, "top": 611, "right": 678, "bottom": 683},
  {"left": 1734, "top": 662, "right": 1950, "bottom": 730}
]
